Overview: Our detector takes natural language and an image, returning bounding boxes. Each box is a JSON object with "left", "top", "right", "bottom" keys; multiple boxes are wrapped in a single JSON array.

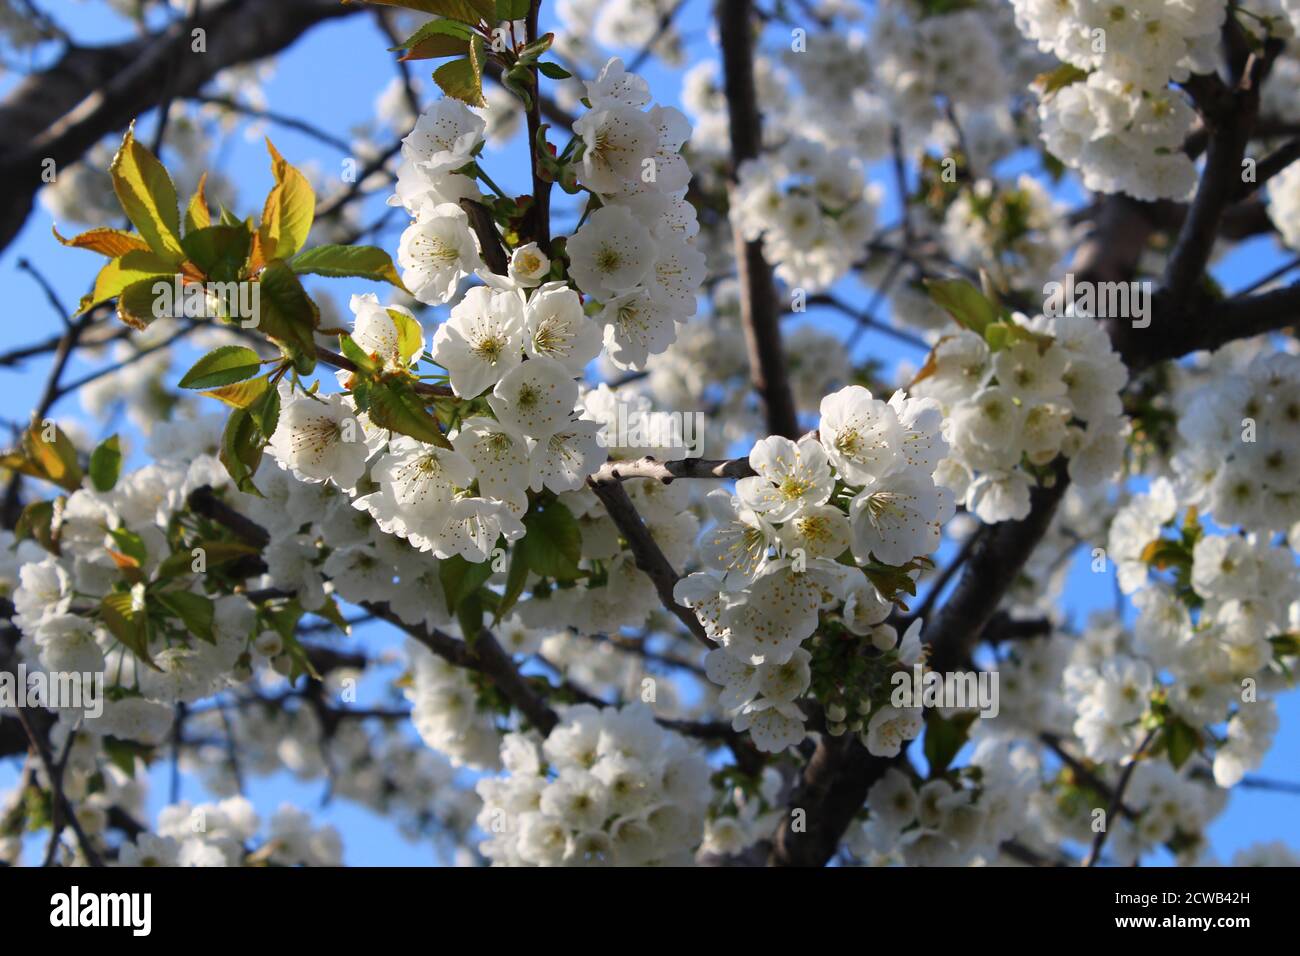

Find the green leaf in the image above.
[
  {"left": 496, "top": 545, "right": 530, "bottom": 622},
  {"left": 155, "top": 590, "right": 215, "bottom": 643},
  {"left": 248, "top": 382, "right": 281, "bottom": 438},
  {"left": 439, "top": 553, "right": 496, "bottom": 610},
  {"left": 923, "top": 711, "right": 976, "bottom": 775},
  {"left": 291, "top": 244, "right": 407, "bottom": 290},
  {"left": 75, "top": 250, "right": 178, "bottom": 317},
  {"left": 179, "top": 345, "right": 264, "bottom": 389},
  {"left": 367, "top": 379, "right": 452, "bottom": 448},
  {"left": 923, "top": 278, "right": 999, "bottom": 336},
  {"left": 103, "top": 736, "right": 152, "bottom": 777},
  {"left": 518, "top": 499, "right": 581, "bottom": 580},
  {"left": 109, "top": 527, "right": 148, "bottom": 566},
  {"left": 496, "top": 0, "right": 529, "bottom": 19},
  {"left": 456, "top": 588, "right": 485, "bottom": 643},
  {"left": 1034, "top": 63, "right": 1088, "bottom": 98},
  {"left": 1163, "top": 718, "right": 1201, "bottom": 770},
  {"left": 181, "top": 224, "right": 252, "bottom": 283},
  {"left": 89, "top": 435, "right": 122, "bottom": 492},
  {"left": 263, "top": 599, "right": 322, "bottom": 683},
  {"left": 389, "top": 17, "right": 472, "bottom": 60},
  {"left": 258, "top": 139, "right": 316, "bottom": 262},
  {"left": 109, "top": 123, "right": 185, "bottom": 263},
  {"left": 220, "top": 407, "right": 265, "bottom": 496},
  {"left": 1269, "top": 633, "right": 1300, "bottom": 658},
  {"left": 434, "top": 38, "right": 488, "bottom": 107},
  {"left": 537, "top": 61, "right": 572, "bottom": 80},
  {"left": 338, "top": 332, "right": 378, "bottom": 373},
  {"left": 255, "top": 259, "right": 320, "bottom": 374},
  {"left": 101, "top": 592, "right": 157, "bottom": 669},
  {"left": 156, "top": 540, "right": 260, "bottom": 580}
]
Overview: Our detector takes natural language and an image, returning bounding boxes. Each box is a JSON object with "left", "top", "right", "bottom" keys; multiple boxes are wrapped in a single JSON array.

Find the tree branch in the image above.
[
  {"left": 587, "top": 473, "right": 713, "bottom": 647},
  {"left": 718, "top": 0, "right": 799, "bottom": 439}
]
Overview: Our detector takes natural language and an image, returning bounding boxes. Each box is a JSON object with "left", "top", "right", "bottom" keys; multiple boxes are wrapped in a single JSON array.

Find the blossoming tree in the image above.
[{"left": 2, "top": 0, "right": 1300, "bottom": 867}]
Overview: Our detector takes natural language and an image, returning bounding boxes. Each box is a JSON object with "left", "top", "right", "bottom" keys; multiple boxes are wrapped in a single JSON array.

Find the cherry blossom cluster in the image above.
[
  {"left": 1014, "top": 0, "right": 1227, "bottom": 200},
  {"left": 938, "top": 176, "right": 1072, "bottom": 297},
  {"left": 1036, "top": 743, "right": 1229, "bottom": 864},
  {"left": 407, "top": 639, "right": 504, "bottom": 770},
  {"left": 267, "top": 296, "right": 602, "bottom": 562},
  {"left": 553, "top": 0, "right": 686, "bottom": 79},
  {"left": 182, "top": 692, "right": 480, "bottom": 849},
  {"left": 1169, "top": 350, "right": 1300, "bottom": 533},
  {"left": 1094, "top": 479, "right": 1296, "bottom": 784},
  {"left": 10, "top": 456, "right": 260, "bottom": 746},
  {"left": 870, "top": 0, "right": 1009, "bottom": 134},
  {"left": 676, "top": 384, "right": 953, "bottom": 753},
  {"left": 567, "top": 58, "right": 705, "bottom": 369},
  {"left": 912, "top": 312, "right": 1129, "bottom": 523},
  {"left": 117, "top": 797, "right": 341, "bottom": 867},
  {"left": 473, "top": 703, "right": 711, "bottom": 865},
  {"left": 698, "top": 766, "right": 785, "bottom": 859},
  {"left": 731, "top": 138, "right": 878, "bottom": 291},
  {"left": 849, "top": 737, "right": 1035, "bottom": 865}
]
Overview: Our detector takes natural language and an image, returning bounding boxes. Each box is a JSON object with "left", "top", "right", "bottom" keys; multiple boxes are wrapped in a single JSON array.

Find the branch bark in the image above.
[
  {"left": 587, "top": 473, "right": 714, "bottom": 647},
  {"left": 718, "top": 0, "right": 799, "bottom": 440},
  {"left": 0, "top": 0, "right": 361, "bottom": 254}
]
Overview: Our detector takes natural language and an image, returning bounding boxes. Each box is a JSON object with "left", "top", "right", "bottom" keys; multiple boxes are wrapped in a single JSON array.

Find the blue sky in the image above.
[{"left": 1, "top": 0, "right": 1297, "bottom": 865}]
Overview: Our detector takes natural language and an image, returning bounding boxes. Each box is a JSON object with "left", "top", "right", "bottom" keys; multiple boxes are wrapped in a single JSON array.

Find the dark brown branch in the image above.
[
  {"left": 459, "top": 198, "right": 509, "bottom": 276},
  {"left": 587, "top": 474, "right": 713, "bottom": 647},
  {"left": 768, "top": 735, "right": 901, "bottom": 866},
  {"left": 1159, "top": 43, "right": 1282, "bottom": 321},
  {"left": 1084, "top": 727, "right": 1156, "bottom": 867},
  {"left": 718, "top": 0, "right": 799, "bottom": 440},
  {"left": 926, "top": 462, "right": 1069, "bottom": 674}
]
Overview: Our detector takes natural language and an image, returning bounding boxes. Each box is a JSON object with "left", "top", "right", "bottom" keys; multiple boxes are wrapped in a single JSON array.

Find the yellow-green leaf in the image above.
[
  {"left": 76, "top": 250, "right": 178, "bottom": 317},
  {"left": 434, "top": 47, "right": 487, "bottom": 108},
  {"left": 185, "top": 172, "right": 212, "bottom": 233},
  {"left": 202, "top": 376, "right": 271, "bottom": 410},
  {"left": 180, "top": 345, "right": 264, "bottom": 390},
  {"left": 389, "top": 308, "right": 424, "bottom": 364},
  {"left": 291, "top": 244, "right": 407, "bottom": 290},
  {"left": 924, "top": 278, "right": 999, "bottom": 336},
  {"left": 109, "top": 123, "right": 185, "bottom": 263},
  {"left": 100, "top": 591, "right": 158, "bottom": 669},
  {"left": 258, "top": 139, "right": 315, "bottom": 261},
  {"left": 53, "top": 225, "right": 150, "bottom": 259},
  {"left": 23, "top": 421, "right": 82, "bottom": 492}
]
